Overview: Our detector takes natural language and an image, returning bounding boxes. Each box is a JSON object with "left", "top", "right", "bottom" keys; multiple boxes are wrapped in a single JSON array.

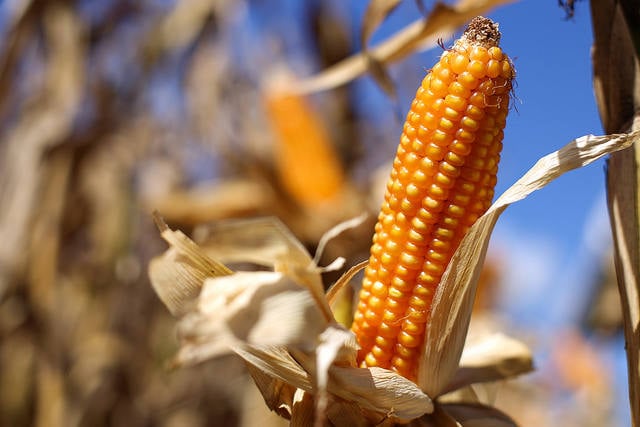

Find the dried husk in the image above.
[
  {"left": 149, "top": 216, "right": 232, "bottom": 316},
  {"left": 418, "top": 130, "right": 639, "bottom": 396},
  {"left": 175, "top": 272, "right": 327, "bottom": 364},
  {"left": 290, "top": 0, "right": 515, "bottom": 95}
]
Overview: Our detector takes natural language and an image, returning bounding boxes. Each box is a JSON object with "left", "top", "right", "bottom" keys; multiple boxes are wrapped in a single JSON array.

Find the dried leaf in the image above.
[
  {"left": 0, "top": 2, "right": 84, "bottom": 295},
  {"left": 148, "top": 217, "right": 232, "bottom": 316},
  {"left": 194, "top": 217, "right": 311, "bottom": 268},
  {"left": 144, "top": 180, "right": 275, "bottom": 226},
  {"left": 328, "top": 366, "right": 433, "bottom": 421},
  {"left": 313, "top": 213, "right": 367, "bottom": 267},
  {"left": 445, "top": 333, "right": 533, "bottom": 393},
  {"left": 235, "top": 345, "right": 313, "bottom": 392},
  {"left": 419, "top": 131, "right": 639, "bottom": 396},
  {"left": 326, "top": 260, "right": 368, "bottom": 307},
  {"left": 244, "top": 362, "right": 298, "bottom": 420},
  {"left": 175, "top": 272, "right": 327, "bottom": 363},
  {"left": 361, "top": 0, "right": 403, "bottom": 50},
  {"left": 436, "top": 403, "right": 517, "bottom": 427},
  {"left": 291, "top": 0, "right": 514, "bottom": 95},
  {"left": 359, "top": 0, "right": 403, "bottom": 99},
  {"left": 194, "top": 217, "right": 334, "bottom": 322},
  {"left": 290, "top": 389, "right": 316, "bottom": 427}
]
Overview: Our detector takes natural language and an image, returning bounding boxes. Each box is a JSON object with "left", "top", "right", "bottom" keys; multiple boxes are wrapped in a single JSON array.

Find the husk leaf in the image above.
[
  {"left": 235, "top": 345, "right": 314, "bottom": 392},
  {"left": 244, "top": 362, "right": 299, "bottom": 420},
  {"left": 328, "top": 365, "right": 434, "bottom": 421},
  {"left": 194, "top": 216, "right": 334, "bottom": 322},
  {"left": 291, "top": 0, "right": 515, "bottom": 95},
  {"left": 174, "top": 271, "right": 327, "bottom": 364},
  {"left": 419, "top": 131, "right": 639, "bottom": 396},
  {"left": 434, "top": 403, "right": 517, "bottom": 427},
  {"left": 148, "top": 216, "right": 232, "bottom": 316},
  {"left": 445, "top": 333, "right": 533, "bottom": 394}
]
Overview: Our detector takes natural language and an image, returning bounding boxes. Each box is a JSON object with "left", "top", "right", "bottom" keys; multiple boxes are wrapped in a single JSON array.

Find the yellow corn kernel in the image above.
[{"left": 351, "top": 16, "right": 513, "bottom": 382}]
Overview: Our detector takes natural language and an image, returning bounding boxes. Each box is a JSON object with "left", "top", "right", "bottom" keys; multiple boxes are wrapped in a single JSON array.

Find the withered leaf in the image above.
[
  {"left": 360, "top": 0, "right": 403, "bottom": 51},
  {"left": 149, "top": 217, "right": 232, "bottom": 316},
  {"left": 445, "top": 333, "right": 533, "bottom": 394},
  {"left": 235, "top": 345, "right": 313, "bottom": 392},
  {"left": 436, "top": 403, "right": 517, "bottom": 427},
  {"left": 419, "top": 131, "right": 639, "bottom": 396},
  {"left": 174, "top": 272, "right": 327, "bottom": 364},
  {"left": 194, "top": 216, "right": 334, "bottom": 322},
  {"left": 292, "top": 0, "right": 514, "bottom": 95},
  {"left": 328, "top": 365, "right": 433, "bottom": 421},
  {"left": 244, "top": 362, "right": 298, "bottom": 420}
]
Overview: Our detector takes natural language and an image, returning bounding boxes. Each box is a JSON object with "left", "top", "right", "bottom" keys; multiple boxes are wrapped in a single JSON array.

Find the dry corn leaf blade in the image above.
[
  {"left": 328, "top": 365, "right": 433, "bottom": 420},
  {"left": 313, "top": 213, "right": 367, "bottom": 267},
  {"left": 359, "top": 0, "right": 403, "bottom": 100},
  {"left": 445, "top": 333, "right": 533, "bottom": 394},
  {"left": 419, "top": 131, "right": 639, "bottom": 396},
  {"left": 291, "top": 0, "right": 514, "bottom": 95},
  {"left": 240, "top": 328, "right": 433, "bottom": 421},
  {"left": 175, "top": 271, "right": 327, "bottom": 364},
  {"left": 194, "top": 217, "right": 334, "bottom": 322},
  {"left": 290, "top": 389, "right": 316, "bottom": 427},
  {"left": 145, "top": 180, "right": 274, "bottom": 226},
  {"left": 434, "top": 403, "right": 517, "bottom": 427},
  {"left": 360, "top": 0, "right": 403, "bottom": 50},
  {"left": 235, "top": 345, "right": 314, "bottom": 392},
  {"left": 244, "top": 362, "right": 298, "bottom": 420},
  {"left": 326, "top": 260, "right": 368, "bottom": 307},
  {"left": 149, "top": 219, "right": 232, "bottom": 317},
  {"left": 195, "top": 217, "right": 311, "bottom": 268}
]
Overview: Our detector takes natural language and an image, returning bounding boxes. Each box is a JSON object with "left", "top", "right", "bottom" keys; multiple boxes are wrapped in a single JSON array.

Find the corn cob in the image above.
[
  {"left": 350, "top": 16, "right": 514, "bottom": 382},
  {"left": 264, "top": 85, "right": 345, "bottom": 208}
]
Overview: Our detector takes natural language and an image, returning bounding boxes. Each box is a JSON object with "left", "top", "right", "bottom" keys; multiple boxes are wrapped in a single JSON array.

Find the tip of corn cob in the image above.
[{"left": 459, "top": 16, "right": 501, "bottom": 49}]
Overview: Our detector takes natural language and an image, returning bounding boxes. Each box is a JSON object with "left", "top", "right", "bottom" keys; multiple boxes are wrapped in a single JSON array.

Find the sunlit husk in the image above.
[
  {"left": 418, "top": 130, "right": 639, "bottom": 395},
  {"left": 149, "top": 217, "right": 232, "bottom": 316}
]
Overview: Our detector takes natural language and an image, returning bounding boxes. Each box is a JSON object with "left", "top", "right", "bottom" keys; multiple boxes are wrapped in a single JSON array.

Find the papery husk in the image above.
[
  {"left": 148, "top": 216, "right": 232, "bottom": 316},
  {"left": 418, "top": 131, "right": 639, "bottom": 396},
  {"left": 244, "top": 361, "right": 299, "bottom": 420},
  {"left": 237, "top": 333, "right": 434, "bottom": 424},
  {"left": 290, "top": 389, "right": 317, "bottom": 427},
  {"left": 193, "top": 216, "right": 334, "bottom": 322},
  {"left": 175, "top": 272, "right": 328, "bottom": 364},
  {"left": 444, "top": 333, "right": 533, "bottom": 394},
  {"left": 425, "top": 403, "right": 517, "bottom": 427},
  {"left": 291, "top": 0, "right": 515, "bottom": 95}
]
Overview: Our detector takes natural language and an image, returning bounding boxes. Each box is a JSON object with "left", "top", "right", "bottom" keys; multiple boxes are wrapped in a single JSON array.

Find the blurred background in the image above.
[{"left": 0, "top": 0, "right": 628, "bottom": 426}]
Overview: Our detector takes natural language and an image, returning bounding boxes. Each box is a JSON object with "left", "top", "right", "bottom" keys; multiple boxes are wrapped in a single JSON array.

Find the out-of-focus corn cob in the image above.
[
  {"left": 351, "top": 16, "right": 514, "bottom": 382},
  {"left": 264, "top": 85, "right": 345, "bottom": 209}
]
